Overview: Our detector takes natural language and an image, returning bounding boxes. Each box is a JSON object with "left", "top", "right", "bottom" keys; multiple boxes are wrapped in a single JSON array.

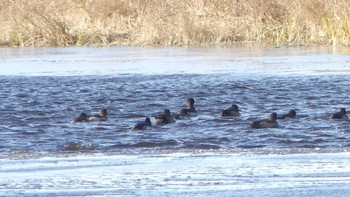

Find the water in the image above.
[
  {"left": 1, "top": 47, "right": 350, "bottom": 155},
  {"left": 1, "top": 73, "right": 350, "bottom": 154},
  {"left": 1, "top": 46, "right": 350, "bottom": 196}
]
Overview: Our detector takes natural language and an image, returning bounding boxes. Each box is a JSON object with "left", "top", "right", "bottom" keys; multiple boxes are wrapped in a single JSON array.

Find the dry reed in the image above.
[{"left": 1, "top": 0, "right": 350, "bottom": 47}]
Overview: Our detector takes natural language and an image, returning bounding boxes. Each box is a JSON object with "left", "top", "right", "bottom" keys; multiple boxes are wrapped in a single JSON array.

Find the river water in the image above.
[{"left": 1, "top": 46, "right": 350, "bottom": 196}]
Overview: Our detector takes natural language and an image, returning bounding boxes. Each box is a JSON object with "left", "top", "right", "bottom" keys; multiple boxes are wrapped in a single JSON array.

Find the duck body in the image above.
[
  {"left": 88, "top": 109, "right": 108, "bottom": 121},
  {"left": 154, "top": 109, "right": 175, "bottom": 125},
  {"left": 132, "top": 117, "right": 152, "bottom": 130},
  {"left": 71, "top": 113, "right": 88, "bottom": 123},
  {"left": 220, "top": 104, "right": 240, "bottom": 117},
  {"left": 330, "top": 108, "right": 349, "bottom": 120},
  {"left": 251, "top": 112, "right": 278, "bottom": 129},
  {"left": 174, "top": 108, "right": 190, "bottom": 120},
  {"left": 277, "top": 109, "right": 296, "bottom": 119},
  {"left": 88, "top": 115, "right": 108, "bottom": 121}
]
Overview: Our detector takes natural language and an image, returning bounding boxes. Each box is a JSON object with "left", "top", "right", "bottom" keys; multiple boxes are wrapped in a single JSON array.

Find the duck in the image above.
[
  {"left": 185, "top": 98, "right": 196, "bottom": 113},
  {"left": 88, "top": 109, "right": 108, "bottom": 121},
  {"left": 251, "top": 112, "right": 278, "bottom": 129},
  {"left": 220, "top": 104, "right": 240, "bottom": 117},
  {"left": 174, "top": 108, "right": 190, "bottom": 120},
  {"left": 330, "top": 108, "right": 349, "bottom": 120},
  {"left": 277, "top": 109, "right": 296, "bottom": 119},
  {"left": 132, "top": 117, "right": 152, "bottom": 130},
  {"left": 154, "top": 109, "right": 175, "bottom": 125},
  {"left": 71, "top": 112, "right": 88, "bottom": 123}
]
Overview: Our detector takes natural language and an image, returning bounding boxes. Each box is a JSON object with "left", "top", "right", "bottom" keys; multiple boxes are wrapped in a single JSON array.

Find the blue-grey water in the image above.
[{"left": 1, "top": 70, "right": 350, "bottom": 155}]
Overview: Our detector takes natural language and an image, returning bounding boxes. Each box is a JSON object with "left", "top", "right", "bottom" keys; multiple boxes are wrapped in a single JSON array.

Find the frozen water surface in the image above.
[
  {"left": 1, "top": 46, "right": 350, "bottom": 76},
  {"left": 1, "top": 151, "right": 350, "bottom": 196}
]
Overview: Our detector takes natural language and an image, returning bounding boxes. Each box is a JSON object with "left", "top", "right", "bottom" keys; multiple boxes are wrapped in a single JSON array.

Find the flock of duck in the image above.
[{"left": 71, "top": 98, "right": 349, "bottom": 130}]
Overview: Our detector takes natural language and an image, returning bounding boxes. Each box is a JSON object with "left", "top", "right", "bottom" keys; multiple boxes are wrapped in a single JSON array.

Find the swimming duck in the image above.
[
  {"left": 277, "top": 109, "right": 296, "bottom": 119},
  {"left": 71, "top": 112, "right": 88, "bottom": 123},
  {"left": 132, "top": 117, "right": 152, "bottom": 130},
  {"left": 154, "top": 109, "right": 175, "bottom": 125},
  {"left": 330, "top": 108, "right": 349, "bottom": 120},
  {"left": 88, "top": 109, "right": 108, "bottom": 121},
  {"left": 251, "top": 112, "right": 278, "bottom": 129},
  {"left": 220, "top": 104, "right": 240, "bottom": 117},
  {"left": 186, "top": 98, "right": 196, "bottom": 113},
  {"left": 174, "top": 108, "right": 190, "bottom": 120}
]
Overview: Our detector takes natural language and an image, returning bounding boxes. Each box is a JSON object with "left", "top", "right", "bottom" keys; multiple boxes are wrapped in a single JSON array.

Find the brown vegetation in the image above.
[{"left": 1, "top": 0, "right": 350, "bottom": 47}]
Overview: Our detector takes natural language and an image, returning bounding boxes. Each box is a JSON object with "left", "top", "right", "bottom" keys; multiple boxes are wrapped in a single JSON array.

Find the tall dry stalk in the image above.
[{"left": 1, "top": 0, "right": 350, "bottom": 47}]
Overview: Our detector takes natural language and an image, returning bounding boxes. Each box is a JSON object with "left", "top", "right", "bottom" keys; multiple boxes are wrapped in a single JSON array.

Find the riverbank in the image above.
[{"left": 1, "top": 0, "right": 350, "bottom": 47}]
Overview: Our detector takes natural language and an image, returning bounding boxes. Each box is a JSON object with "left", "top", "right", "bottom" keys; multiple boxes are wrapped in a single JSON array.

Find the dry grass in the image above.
[{"left": 1, "top": 0, "right": 350, "bottom": 47}]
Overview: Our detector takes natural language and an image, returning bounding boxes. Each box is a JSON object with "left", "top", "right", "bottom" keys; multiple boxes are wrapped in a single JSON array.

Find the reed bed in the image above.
[{"left": 1, "top": 0, "right": 350, "bottom": 47}]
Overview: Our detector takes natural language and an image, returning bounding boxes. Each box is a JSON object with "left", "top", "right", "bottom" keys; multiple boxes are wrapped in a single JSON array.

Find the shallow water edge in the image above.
[{"left": 2, "top": 150, "right": 350, "bottom": 197}]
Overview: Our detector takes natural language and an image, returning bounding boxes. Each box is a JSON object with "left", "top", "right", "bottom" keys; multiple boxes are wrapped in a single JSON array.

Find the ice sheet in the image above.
[
  {"left": 1, "top": 151, "right": 350, "bottom": 196},
  {"left": 1, "top": 47, "right": 350, "bottom": 76}
]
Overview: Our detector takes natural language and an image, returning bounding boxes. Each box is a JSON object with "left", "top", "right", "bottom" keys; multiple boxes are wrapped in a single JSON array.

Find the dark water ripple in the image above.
[{"left": 1, "top": 74, "right": 350, "bottom": 155}]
